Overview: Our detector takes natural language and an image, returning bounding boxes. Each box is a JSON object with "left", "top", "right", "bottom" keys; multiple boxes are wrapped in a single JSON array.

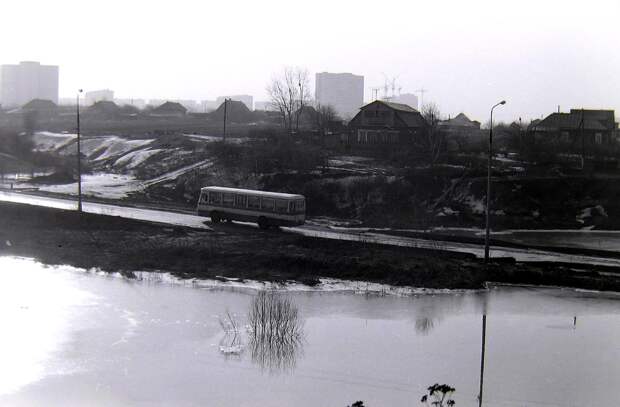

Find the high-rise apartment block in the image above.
[
  {"left": 315, "top": 72, "right": 364, "bottom": 119},
  {"left": 0, "top": 61, "right": 59, "bottom": 107}
]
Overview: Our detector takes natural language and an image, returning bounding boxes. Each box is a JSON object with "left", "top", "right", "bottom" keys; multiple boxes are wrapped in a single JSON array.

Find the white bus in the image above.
[{"left": 196, "top": 186, "right": 306, "bottom": 229}]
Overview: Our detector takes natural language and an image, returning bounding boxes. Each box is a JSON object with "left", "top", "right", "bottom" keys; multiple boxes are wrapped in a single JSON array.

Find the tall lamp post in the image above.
[
  {"left": 222, "top": 98, "right": 230, "bottom": 142},
  {"left": 484, "top": 100, "right": 506, "bottom": 263},
  {"left": 76, "top": 89, "right": 83, "bottom": 213}
]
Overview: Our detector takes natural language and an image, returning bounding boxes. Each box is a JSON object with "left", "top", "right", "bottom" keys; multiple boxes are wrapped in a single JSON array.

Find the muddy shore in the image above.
[{"left": 1, "top": 202, "right": 620, "bottom": 292}]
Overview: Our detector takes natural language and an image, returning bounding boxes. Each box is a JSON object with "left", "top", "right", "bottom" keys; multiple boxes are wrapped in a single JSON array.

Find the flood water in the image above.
[{"left": 1, "top": 256, "right": 619, "bottom": 407}]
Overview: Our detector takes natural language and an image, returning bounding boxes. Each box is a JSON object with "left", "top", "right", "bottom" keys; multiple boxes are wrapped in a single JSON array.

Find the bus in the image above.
[{"left": 196, "top": 186, "right": 306, "bottom": 229}]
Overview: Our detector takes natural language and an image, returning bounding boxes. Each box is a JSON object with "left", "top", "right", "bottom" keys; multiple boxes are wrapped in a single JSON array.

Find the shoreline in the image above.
[
  {"left": 1, "top": 201, "right": 620, "bottom": 292},
  {"left": 11, "top": 253, "right": 620, "bottom": 299}
]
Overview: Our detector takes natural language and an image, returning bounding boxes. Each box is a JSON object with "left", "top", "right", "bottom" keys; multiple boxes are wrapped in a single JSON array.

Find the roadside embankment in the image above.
[{"left": 1, "top": 202, "right": 620, "bottom": 292}]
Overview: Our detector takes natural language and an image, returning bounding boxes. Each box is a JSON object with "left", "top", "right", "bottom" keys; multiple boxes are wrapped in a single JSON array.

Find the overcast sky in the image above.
[{"left": 2, "top": 0, "right": 619, "bottom": 122}]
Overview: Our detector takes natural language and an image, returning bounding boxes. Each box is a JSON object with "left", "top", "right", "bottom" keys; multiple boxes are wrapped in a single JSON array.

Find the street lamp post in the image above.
[
  {"left": 484, "top": 100, "right": 506, "bottom": 263},
  {"left": 76, "top": 89, "right": 83, "bottom": 213},
  {"left": 222, "top": 98, "right": 230, "bottom": 142}
]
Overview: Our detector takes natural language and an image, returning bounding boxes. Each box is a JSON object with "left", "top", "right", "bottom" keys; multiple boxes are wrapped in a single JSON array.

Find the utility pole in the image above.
[
  {"left": 478, "top": 314, "right": 487, "bottom": 407},
  {"left": 484, "top": 100, "right": 506, "bottom": 263},
  {"left": 580, "top": 108, "right": 585, "bottom": 170},
  {"left": 222, "top": 98, "right": 229, "bottom": 142},
  {"left": 76, "top": 89, "right": 83, "bottom": 213}
]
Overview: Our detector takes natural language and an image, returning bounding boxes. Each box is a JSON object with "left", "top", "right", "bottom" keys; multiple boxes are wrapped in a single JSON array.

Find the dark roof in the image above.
[
  {"left": 350, "top": 100, "right": 427, "bottom": 128},
  {"left": 119, "top": 104, "right": 141, "bottom": 114},
  {"left": 439, "top": 113, "right": 479, "bottom": 128},
  {"left": 211, "top": 100, "right": 254, "bottom": 122},
  {"left": 536, "top": 112, "right": 610, "bottom": 132},
  {"left": 379, "top": 101, "right": 419, "bottom": 113},
  {"left": 87, "top": 100, "right": 120, "bottom": 114},
  {"left": 570, "top": 109, "right": 615, "bottom": 125},
  {"left": 22, "top": 99, "right": 57, "bottom": 111},
  {"left": 152, "top": 101, "right": 187, "bottom": 114}
]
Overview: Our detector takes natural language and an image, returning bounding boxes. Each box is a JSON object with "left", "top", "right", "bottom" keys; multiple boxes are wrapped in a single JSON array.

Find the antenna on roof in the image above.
[
  {"left": 371, "top": 87, "right": 381, "bottom": 101},
  {"left": 415, "top": 88, "right": 428, "bottom": 107}
]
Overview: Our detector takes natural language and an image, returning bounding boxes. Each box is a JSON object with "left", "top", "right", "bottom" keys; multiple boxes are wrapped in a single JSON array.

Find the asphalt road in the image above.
[{"left": 2, "top": 190, "right": 620, "bottom": 267}]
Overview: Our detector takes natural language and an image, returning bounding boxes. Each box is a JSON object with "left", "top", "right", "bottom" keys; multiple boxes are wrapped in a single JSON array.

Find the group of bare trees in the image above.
[
  {"left": 420, "top": 102, "right": 445, "bottom": 166},
  {"left": 267, "top": 66, "right": 340, "bottom": 136},
  {"left": 267, "top": 66, "right": 312, "bottom": 134}
]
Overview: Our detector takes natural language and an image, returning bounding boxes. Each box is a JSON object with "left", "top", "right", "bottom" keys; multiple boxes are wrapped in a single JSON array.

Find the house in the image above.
[
  {"left": 347, "top": 100, "right": 427, "bottom": 145},
  {"left": 20, "top": 99, "right": 58, "bottom": 113},
  {"left": 86, "top": 100, "right": 120, "bottom": 118},
  {"left": 17, "top": 99, "right": 58, "bottom": 121},
  {"left": 438, "top": 113, "right": 481, "bottom": 135},
  {"left": 530, "top": 109, "right": 618, "bottom": 147},
  {"left": 150, "top": 101, "right": 187, "bottom": 117},
  {"left": 210, "top": 100, "right": 255, "bottom": 123}
]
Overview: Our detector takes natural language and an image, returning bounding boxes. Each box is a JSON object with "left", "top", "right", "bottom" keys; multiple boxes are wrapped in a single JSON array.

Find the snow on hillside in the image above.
[
  {"left": 37, "top": 174, "right": 141, "bottom": 200},
  {"left": 114, "top": 149, "right": 164, "bottom": 169},
  {"left": 32, "top": 132, "right": 75, "bottom": 152},
  {"left": 60, "top": 136, "right": 153, "bottom": 160}
]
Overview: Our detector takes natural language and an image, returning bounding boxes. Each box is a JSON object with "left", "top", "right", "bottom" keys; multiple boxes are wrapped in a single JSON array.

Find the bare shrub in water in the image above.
[
  {"left": 248, "top": 291, "right": 303, "bottom": 340},
  {"left": 248, "top": 290, "right": 304, "bottom": 372}
]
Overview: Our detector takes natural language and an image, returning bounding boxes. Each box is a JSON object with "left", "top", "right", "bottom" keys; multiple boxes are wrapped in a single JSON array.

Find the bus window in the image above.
[
  {"left": 222, "top": 193, "right": 235, "bottom": 206},
  {"left": 288, "top": 201, "right": 295, "bottom": 213},
  {"left": 248, "top": 195, "right": 260, "bottom": 209},
  {"left": 261, "top": 198, "right": 275, "bottom": 211},
  {"left": 209, "top": 192, "right": 221, "bottom": 204},
  {"left": 275, "top": 200, "right": 288, "bottom": 213},
  {"left": 296, "top": 200, "right": 305, "bottom": 212},
  {"left": 235, "top": 194, "right": 247, "bottom": 208}
]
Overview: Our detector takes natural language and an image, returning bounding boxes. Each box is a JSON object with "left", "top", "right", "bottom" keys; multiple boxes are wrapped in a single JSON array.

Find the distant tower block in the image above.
[{"left": 315, "top": 72, "right": 364, "bottom": 119}]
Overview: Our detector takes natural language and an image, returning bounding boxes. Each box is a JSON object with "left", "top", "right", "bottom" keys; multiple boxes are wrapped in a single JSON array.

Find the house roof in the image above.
[
  {"left": 379, "top": 101, "right": 419, "bottom": 113},
  {"left": 350, "top": 100, "right": 426, "bottom": 128},
  {"left": 87, "top": 100, "right": 120, "bottom": 114},
  {"left": 536, "top": 112, "right": 609, "bottom": 132},
  {"left": 153, "top": 101, "right": 187, "bottom": 113},
  {"left": 211, "top": 100, "right": 254, "bottom": 122},
  {"left": 439, "top": 113, "right": 479, "bottom": 128},
  {"left": 22, "top": 99, "right": 57, "bottom": 111}
]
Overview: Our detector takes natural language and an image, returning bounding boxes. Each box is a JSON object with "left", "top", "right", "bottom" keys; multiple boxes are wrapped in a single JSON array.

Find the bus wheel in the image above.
[
  {"left": 210, "top": 212, "right": 221, "bottom": 223},
  {"left": 258, "top": 218, "right": 269, "bottom": 230}
]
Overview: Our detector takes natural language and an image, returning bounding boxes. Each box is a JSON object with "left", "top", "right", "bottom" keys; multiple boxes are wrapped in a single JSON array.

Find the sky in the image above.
[{"left": 2, "top": 0, "right": 619, "bottom": 122}]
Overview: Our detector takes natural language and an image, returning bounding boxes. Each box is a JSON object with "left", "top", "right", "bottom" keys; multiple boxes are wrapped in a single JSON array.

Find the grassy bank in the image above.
[{"left": 1, "top": 202, "right": 620, "bottom": 292}]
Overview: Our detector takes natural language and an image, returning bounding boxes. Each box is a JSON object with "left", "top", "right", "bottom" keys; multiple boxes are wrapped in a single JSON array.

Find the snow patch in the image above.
[{"left": 114, "top": 149, "right": 163, "bottom": 169}]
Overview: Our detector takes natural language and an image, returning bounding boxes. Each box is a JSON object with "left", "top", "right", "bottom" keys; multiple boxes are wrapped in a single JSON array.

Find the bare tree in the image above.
[
  {"left": 267, "top": 67, "right": 311, "bottom": 135},
  {"left": 421, "top": 102, "right": 445, "bottom": 166},
  {"left": 314, "top": 103, "right": 340, "bottom": 137}
]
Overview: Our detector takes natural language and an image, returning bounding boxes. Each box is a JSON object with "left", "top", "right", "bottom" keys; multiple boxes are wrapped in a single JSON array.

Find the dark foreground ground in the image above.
[{"left": 2, "top": 202, "right": 620, "bottom": 292}]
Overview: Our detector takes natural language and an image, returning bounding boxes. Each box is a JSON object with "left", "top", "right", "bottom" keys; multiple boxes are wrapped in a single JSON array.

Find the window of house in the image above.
[{"left": 595, "top": 133, "right": 603, "bottom": 144}]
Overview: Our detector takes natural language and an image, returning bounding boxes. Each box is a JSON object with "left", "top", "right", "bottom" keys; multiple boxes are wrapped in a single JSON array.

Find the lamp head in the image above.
[{"left": 500, "top": 100, "right": 506, "bottom": 105}]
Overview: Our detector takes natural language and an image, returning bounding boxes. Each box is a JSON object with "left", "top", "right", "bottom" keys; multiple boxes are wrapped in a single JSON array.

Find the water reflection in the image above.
[
  {"left": 415, "top": 317, "right": 435, "bottom": 335},
  {"left": 249, "top": 330, "right": 304, "bottom": 373}
]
